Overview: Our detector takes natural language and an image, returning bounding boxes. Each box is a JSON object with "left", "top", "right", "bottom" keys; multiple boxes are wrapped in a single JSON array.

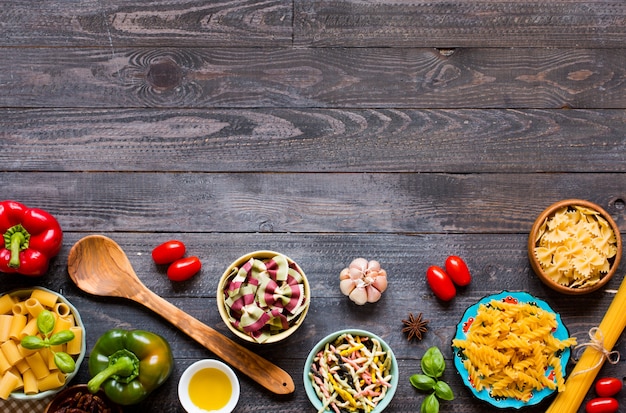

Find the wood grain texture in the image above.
[
  {"left": 1, "top": 48, "right": 625, "bottom": 109},
  {"left": 1, "top": 172, "right": 624, "bottom": 234},
  {"left": 1, "top": 108, "right": 625, "bottom": 173},
  {"left": 0, "top": 0, "right": 292, "bottom": 47},
  {"left": 295, "top": 0, "right": 626, "bottom": 48}
]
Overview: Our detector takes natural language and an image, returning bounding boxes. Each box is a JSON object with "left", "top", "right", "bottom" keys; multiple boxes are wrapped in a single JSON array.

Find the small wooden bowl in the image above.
[
  {"left": 217, "top": 250, "right": 310, "bottom": 344},
  {"left": 44, "top": 384, "right": 122, "bottom": 413},
  {"left": 528, "top": 199, "right": 622, "bottom": 295}
]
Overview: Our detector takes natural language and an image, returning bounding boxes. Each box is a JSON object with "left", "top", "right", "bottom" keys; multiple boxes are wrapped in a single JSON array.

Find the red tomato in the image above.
[
  {"left": 152, "top": 240, "right": 186, "bottom": 265},
  {"left": 426, "top": 265, "right": 456, "bottom": 301},
  {"left": 585, "top": 397, "right": 619, "bottom": 413},
  {"left": 167, "top": 256, "right": 201, "bottom": 281},
  {"left": 445, "top": 255, "right": 472, "bottom": 286},
  {"left": 595, "top": 377, "right": 623, "bottom": 397}
]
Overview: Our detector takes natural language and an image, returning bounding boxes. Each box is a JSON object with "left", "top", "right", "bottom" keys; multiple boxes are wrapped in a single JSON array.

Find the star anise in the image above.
[{"left": 402, "top": 312, "right": 429, "bottom": 342}]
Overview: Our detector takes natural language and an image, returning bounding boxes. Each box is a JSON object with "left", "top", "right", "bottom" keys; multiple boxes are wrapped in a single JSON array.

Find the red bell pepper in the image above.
[{"left": 0, "top": 200, "right": 63, "bottom": 277}]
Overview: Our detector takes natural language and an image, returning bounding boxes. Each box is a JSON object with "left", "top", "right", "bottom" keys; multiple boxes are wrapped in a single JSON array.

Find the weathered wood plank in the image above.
[
  {"left": 3, "top": 1, "right": 626, "bottom": 49},
  {"left": 2, "top": 109, "right": 625, "bottom": 173},
  {"left": 0, "top": 0, "right": 292, "bottom": 47},
  {"left": 1, "top": 172, "right": 624, "bottom": 233},
  {"left": 1, "top": 48, "right": 624, "bottom": 109},
  {"left": 3, "top": 231, "right": 623, "bottom": 412},
  {"left": 295, "top": 0, "right": 626, "bottom": 48}
]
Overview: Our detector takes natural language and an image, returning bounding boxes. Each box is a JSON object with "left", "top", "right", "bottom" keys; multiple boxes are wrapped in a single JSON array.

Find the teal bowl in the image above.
[
  {"left": 452, "top": 291, "right": 572, "bottom": 409},
  {"left": 303, "top": 329, "right": 398, "bottom": 413}
]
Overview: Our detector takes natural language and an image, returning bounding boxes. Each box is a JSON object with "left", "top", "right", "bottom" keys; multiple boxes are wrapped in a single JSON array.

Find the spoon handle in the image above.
[{"left": 132, "top": 288, "right": 295, "bottom": 395}]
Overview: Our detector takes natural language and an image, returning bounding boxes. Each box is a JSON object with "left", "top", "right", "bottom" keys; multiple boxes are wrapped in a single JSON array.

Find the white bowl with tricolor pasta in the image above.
[
  {"left": 304, "top": 329, "right": 398, "bottom": 413},
  {"left": 217, "top": 250, "right": 310, "bottom": 344},
  {"left": 0, "top": 287, "right": 86, "bottom": 400}
]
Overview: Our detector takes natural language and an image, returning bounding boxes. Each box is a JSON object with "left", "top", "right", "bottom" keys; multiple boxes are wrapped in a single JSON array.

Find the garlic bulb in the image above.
[{"left": 339, "top": 258, "right": 388, "bottom": 305}]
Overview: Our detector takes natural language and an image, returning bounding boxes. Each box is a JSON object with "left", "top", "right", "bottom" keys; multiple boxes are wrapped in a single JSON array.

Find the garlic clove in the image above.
[
  {"left": 372, "top": 274, "right": 388, "bottom": 293},
  {"left": 340, "top": 278, "right": 356, "bottom": 296},
  {"left": 365, "top": 285, "right": 382, "bottom": 303},
  {"left": 349, "top": 267, "right": 363, "bottom": 279},
  {"left": 339, "top": 268, "right": 351, "bottom": 280},
  {"left": 367, "top": 260, "right": 381, "bottom": 272},
  {"left": 349, "top": 286, "right": 368, "bottom": 305},
  {"left": 350, "top": 258, "right": 368, "bottom": 271}
]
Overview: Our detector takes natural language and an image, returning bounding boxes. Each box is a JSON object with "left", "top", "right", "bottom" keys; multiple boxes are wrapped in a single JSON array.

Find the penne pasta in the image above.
[
  {"left": 22, "top": 369, "right": 38, "bottom": 395},
  {"left": 1, "top": 339, "right": 24, "bottom": 366},
  {"left": 0, "top": 295, "right": 15, "bottom": 315},
  {"left": 66, "top": 326, "right": 83, "bottom": 356},
  {"left": 0, "top": 370, "right": 20, "bottom": 400},
  {"left": 54, "top": 302, "right": 71, "bottom": 318},
  {"left": 37, "top": 371, "right": 65, "bottom": 392},
  {"left": 25, "top": 352, "right": 49, "bottom": 380},
  {"left": 11, "top": 302, "right": 27, "bottom": 316},
  {"left": 0, "top": 315, "right": 12, "bottom": 342},
  {"left": 24, "top": 298, "right": 45, "bottom": 318},
  {"left": 29, "top": 289, "right": 58, "bottom": 309},
  {"left": 8, "top": 314, "right": 27, "bottom": 341}
]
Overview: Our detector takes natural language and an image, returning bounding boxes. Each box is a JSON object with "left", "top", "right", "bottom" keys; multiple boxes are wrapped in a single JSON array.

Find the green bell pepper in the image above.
[{"left": 87, "top": 329, "right": 174, "bottom": 405}]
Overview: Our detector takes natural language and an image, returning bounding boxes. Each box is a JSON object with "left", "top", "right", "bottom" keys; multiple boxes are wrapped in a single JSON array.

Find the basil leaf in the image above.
[
  {"left": 410, "top": 374, "right": 436, "bottom": 391},
  {"left": 420, "top": 393, "right": 439, "bottom": 413},
  {"left": 20, "top": 335, "right": 46, "bottom": 350},
  {"left": 49, "top": 330, "right": 75, "bottom": 346},
  {"left": 37, "top": 310, "right": 56, "bottom": 335},
  {"left": 54, "top": 352, "right": 76, "bottom": 374},
  {"left": 434, "top": 380, "right": 455, "bottom": 401},
  {"left": 421, "top": 347, "right": 446, "bottom": 378}
]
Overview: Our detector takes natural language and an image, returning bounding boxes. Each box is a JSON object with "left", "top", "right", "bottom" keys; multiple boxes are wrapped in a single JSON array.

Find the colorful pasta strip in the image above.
[{"left": 308, "top": 333, "right": 393, "bottom": 413}]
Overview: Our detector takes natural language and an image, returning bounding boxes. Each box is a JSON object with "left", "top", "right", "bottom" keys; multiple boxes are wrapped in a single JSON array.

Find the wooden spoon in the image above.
[{"left": 67, "top": 234, "right": 295, "bottom": 395}]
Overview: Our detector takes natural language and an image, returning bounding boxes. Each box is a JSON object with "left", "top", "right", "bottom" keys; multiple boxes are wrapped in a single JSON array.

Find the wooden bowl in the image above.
[
  {"left": 44, "top": 384, "right": 122, "bottom": 413},
  {"left": 528, "top": 199, "right": 622, "bottom": 295},
  {"left": 217, "top": 250, "right": 310, "bottom": 344}
]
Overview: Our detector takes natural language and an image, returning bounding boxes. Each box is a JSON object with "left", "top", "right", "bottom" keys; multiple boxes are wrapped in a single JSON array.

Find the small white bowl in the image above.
[{"left": 178, "top": 359, "right": 240, "bottom": 413}]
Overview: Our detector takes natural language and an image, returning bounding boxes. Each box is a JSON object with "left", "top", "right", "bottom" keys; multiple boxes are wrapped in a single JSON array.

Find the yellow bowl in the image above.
[
  {"left": 217, "top": 250, "right": 310, "bottom": 344},
  {"left": 528, "top": 199, "right": 622, "bottom": 295},
  {"left": 3, "top": 287, "right": 86, "bottom": 400}
]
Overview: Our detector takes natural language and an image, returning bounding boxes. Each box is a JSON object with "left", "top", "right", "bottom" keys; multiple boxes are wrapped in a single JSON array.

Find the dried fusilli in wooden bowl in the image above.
[{"left": 528, "top": 199, "right": 622, "bottom": 295}]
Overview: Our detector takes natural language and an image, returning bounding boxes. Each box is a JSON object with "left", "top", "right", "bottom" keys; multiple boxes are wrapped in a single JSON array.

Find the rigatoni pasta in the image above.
[
  {"left": 453, "top": 296, "right": 576, "bottom": 403},
  {"left": 0, "top": 288, "right": 84, "bottom": 399}
]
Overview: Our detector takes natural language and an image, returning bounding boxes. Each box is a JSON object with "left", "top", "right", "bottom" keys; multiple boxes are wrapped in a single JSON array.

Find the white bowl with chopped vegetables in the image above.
[{"left": 303, "top": 329, "right": 398, "bottom": 413}]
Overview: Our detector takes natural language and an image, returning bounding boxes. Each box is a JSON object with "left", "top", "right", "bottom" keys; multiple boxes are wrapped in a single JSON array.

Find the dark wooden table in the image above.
[{"left": 1, "top": 1, "right": 625, "bottom": 412}]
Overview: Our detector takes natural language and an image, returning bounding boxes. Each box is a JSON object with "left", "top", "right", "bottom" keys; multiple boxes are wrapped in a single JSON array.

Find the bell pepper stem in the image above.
[
  {"left": 4, "top": 224, "right": 30, "bottom": 268},
  {"left": 88, "top": 349, "right": 140, "bottom": 394}
]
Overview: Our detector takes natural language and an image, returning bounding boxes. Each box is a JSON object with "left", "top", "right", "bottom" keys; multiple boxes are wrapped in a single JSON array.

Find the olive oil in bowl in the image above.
[{"left": 179, "top": 360, "right": 240, "bottom": 413}]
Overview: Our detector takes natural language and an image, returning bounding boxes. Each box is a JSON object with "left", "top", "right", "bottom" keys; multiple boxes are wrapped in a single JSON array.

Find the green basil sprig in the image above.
[
  {"left": 21, "top": 310, "right": 76, "bottom": 373},
  {"left": 409, "top": 346, "right": 454, "bottom": 413}
]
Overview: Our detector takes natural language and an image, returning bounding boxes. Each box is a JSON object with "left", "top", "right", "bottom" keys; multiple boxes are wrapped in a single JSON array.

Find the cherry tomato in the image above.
[
  {"left": 167, "top": 256, "right": 201, "bottom": 281},
  {"left": 152, "top": 240, "right": 186, "bottom": 265},
  {"left": 445, "top": 255, "right": 472, "bottom": 286},
  {"left": 426, "top": 265, "right": 456, "bottom": 301},
  {"left": 585, "top": 397, "right": 619, "bottom": 413},
  {"left": 595, "top": 377, "right": 623, "bottom": 397}
]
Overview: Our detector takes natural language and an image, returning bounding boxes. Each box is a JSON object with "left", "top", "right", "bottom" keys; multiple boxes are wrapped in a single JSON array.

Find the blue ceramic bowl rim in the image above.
[
  {"left": 451, "top": 291, "right": 572, "bottom": 409},
  {"left": 6, "top": 287, "right": 87, "bottom": 400},
  {"left": 303, "top": 328, "right": 399, "bottom": 413}
]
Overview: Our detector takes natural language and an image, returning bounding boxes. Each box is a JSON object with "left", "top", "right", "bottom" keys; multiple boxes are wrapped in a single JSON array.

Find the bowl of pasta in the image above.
[
  {"left": 0, "top": 287, "right": 86, "bottom": 401},
  {"left": 217, "top": 250, "right": 310, "bottom": 344},
  {"left": 303, "top": 329, "right": 398, "bottom": 413},
  {"left": 528, "top": 199, "right": 622, "bottom": 295},
  {"left": 452, "top": 291, "right": 576, "bottom": 409}
]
